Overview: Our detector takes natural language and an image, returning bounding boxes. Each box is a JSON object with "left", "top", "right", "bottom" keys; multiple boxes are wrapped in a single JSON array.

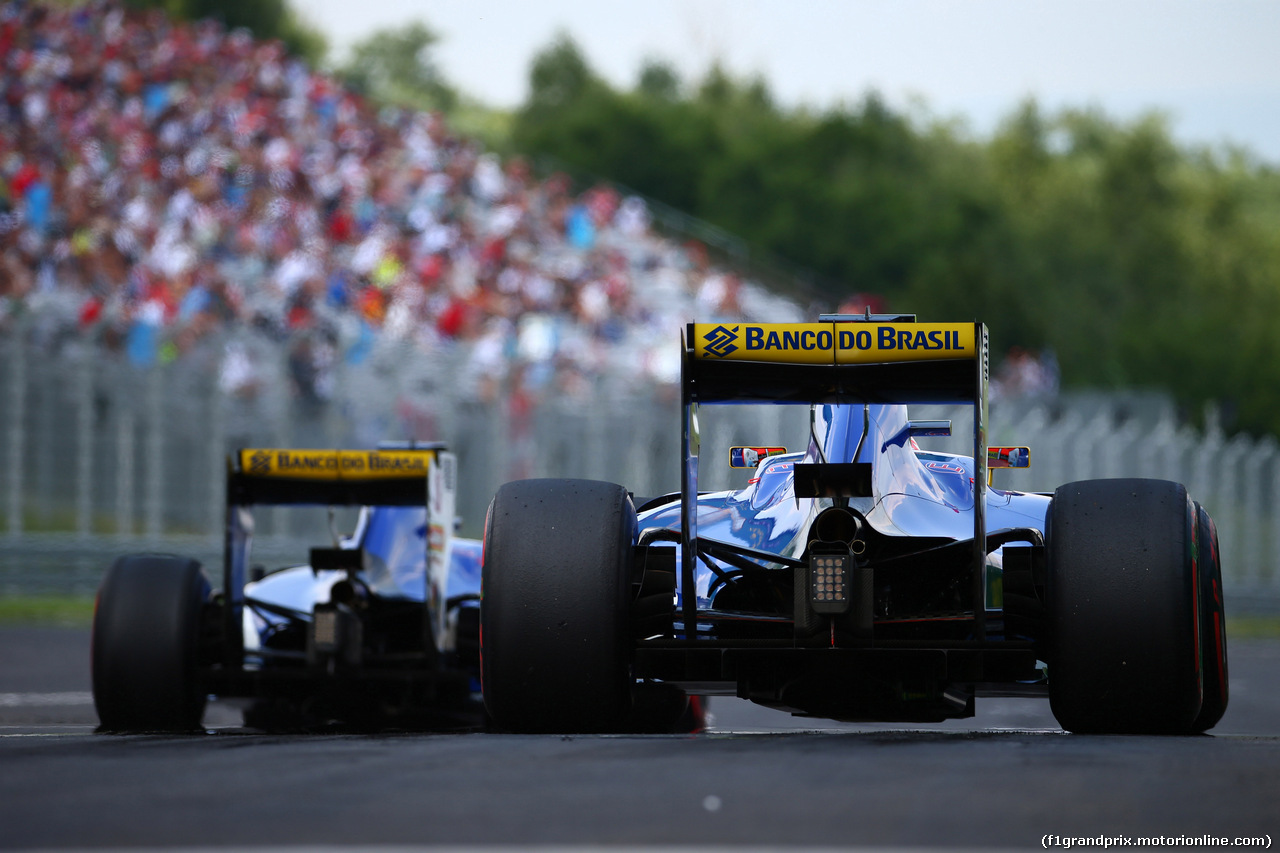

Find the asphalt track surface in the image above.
[{"left": 1, "top": 627, "right": 1277, "bottom": 851}]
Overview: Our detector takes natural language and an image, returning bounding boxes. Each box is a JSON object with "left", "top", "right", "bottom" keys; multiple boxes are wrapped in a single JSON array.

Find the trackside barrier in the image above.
[{"left": 0, "top": 331, "right": 1276, "bottom": 609}]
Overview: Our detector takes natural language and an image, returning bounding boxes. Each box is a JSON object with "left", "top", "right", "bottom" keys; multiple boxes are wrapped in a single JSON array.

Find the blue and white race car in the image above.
[
  {"left": 91, "top": 444, "right": 485, "bottom": 731},
  {"left": 480, "top": 314, "right": 1229, "bottom": 734}
]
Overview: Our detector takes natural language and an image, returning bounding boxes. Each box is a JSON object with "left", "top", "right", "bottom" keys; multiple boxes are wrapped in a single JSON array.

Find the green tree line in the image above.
[{"left": 508, "top": 37, "right": 1280, "bottom": 435}]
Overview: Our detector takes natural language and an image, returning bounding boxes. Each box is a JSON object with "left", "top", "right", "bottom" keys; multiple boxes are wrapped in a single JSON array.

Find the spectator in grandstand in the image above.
[
  {"left": 991, "top": 346, "right": 1060, "bottom": 402},
  {"left": 0, "top": 0, "right": 777, "bottom": 421}
]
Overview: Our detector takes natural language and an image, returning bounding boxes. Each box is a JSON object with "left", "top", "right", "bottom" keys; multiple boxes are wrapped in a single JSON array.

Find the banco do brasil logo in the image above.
[
  {"left": 703, "top": 325, "right": 740, "bottom": 358},
  {"left": 248, "top": 450, "right": 274, "bottom": 475}
]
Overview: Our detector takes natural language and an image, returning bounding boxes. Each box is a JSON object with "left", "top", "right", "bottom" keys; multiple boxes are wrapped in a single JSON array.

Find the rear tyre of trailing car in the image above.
[
  {"left": 480, "top": 479, "right": 636, "bottom": 733},
  {"left": 1046, "top": 479, "right": 1205, "bottom": 734},
  {"left": 92, "top": 554, "right": 211, "bottom": 732}
]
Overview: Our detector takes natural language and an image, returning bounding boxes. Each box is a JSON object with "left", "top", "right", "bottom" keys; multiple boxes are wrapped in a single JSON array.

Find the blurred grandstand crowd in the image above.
[{"left": 0, "top": 0, "right": 799, "bottom": 407}]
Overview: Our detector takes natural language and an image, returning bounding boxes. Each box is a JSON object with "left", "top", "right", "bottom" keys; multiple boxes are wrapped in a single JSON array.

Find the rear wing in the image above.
[
  {"left": 685, "top": 319, "right": 984, "bottom": 404},
  {"left": 228, "top": 447, "right": 441, "bottom": 507},
  {"left": 679, "top": 316, "right": 993, "bottom": 639},
  {"left": 221, "top": 445, "right": 454, "bottom": 663}
]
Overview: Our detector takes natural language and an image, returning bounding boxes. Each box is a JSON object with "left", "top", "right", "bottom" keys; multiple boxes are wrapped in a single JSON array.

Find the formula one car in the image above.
[
  {"left": 91, "top": 443, "right": 486, "bottom": 732},
  {"left": 480, "top": 314, "right": 1229, "bottom": 734}
]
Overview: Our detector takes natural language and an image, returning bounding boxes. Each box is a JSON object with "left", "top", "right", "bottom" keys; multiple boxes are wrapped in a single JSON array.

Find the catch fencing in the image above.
[{"left": 1, "top": 324, "right": 1276, "bottom": 609}]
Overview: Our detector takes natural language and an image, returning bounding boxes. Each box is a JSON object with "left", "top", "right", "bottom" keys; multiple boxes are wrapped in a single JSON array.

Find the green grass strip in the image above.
[
  {"left": 0, "top": 596, "right": 95, "bottom": 626},
  {"left": 0, "top": 594, "right": 1277, "bottom": 639},
  {"left": 1225, "top": 614, "right": 1280, "bottom": 640}
]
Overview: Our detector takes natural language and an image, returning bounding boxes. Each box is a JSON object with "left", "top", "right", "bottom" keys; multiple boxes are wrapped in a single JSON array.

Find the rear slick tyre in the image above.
[
  {"left": 92, "top": 554, "right": 210, "bottom": 733},
  {"left": 1047, "top": 479, "right": 1202, "bottom": 734},
  {"left": 481, "top": 479, "right": 636, "bottom": 733},
  {"left": 1192, "top": 501, "right": 1229, "bottom": 733}
]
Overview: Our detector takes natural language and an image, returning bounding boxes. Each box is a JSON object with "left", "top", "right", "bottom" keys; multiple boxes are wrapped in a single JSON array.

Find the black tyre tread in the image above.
[
  {"left": 1047, "top": 479, "right": 1201, "bottom": 734},
  {"left": 92, "top": 554, "right": 210, "bottom": 732},
  {"left": 1192, "top": 502, "right": 1229, "bottom": 732},
  {"left": 481, "top": 478, "right": 636, "bottom": 733}
]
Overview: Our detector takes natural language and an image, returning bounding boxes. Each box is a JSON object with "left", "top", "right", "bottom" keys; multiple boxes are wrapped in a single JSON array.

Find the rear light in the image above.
[
  {"left": 809, "top": 549, "right": 852, "bottom": 615},
  {"left": 312, "top": 606, "right": 339, "bottom": 652},
  {"left": 308, "top": 603, "right": 362, "bottom": 666}
]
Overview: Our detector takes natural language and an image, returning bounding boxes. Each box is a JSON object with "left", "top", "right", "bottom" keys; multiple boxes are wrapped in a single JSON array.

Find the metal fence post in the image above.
[
  {"left": 1216, "top": 436, "right": 1246, "bottom": 589},
  {"left": 5, "top": 319, "right": 26, "bottom": 535},
  {"left": 1237, "top": 437, "right": 1272, "bottom": 592},
  {"left": 585, "top": 396, "right": 606, "bottom": 482},
  {"left": 115, "top": 401, "right": 135, "bottom": 536},
  {"left": 1042, "top": 410, "right": 1081, "bottom": 492},
  {"left": 1272, "top": 457, "right": 1280, "bottom": 595},
  {"left": 74, "top": 349, "right": 94, "bottom": 537},
  {"left": 1140, "top": 410, "right": 1176, "bottom": 481},
  {"left": 33, "top": 352, "right": 55, "bottom": 527},
  {"left": 270, "top": 345, "right": 292, "bottom": 538},
  {"left": 208, "top": 373, "right": 226, "bottom": 537},
  {"left": 144, "top": 365, "right": 164, "bottom": 537}
]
